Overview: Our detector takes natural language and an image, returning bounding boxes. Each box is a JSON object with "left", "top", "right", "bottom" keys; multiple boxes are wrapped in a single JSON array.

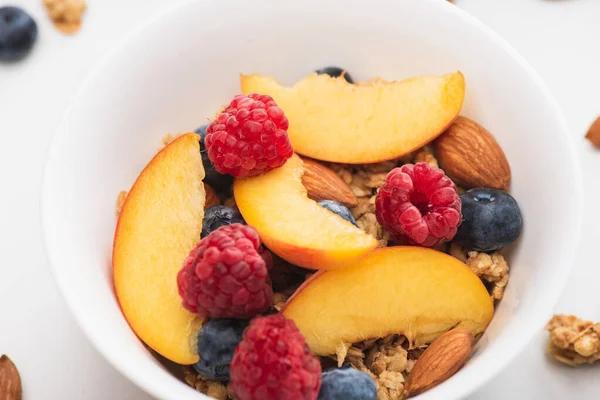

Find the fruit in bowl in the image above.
[
  {"left": 41, "top": 2, "right": 582, "bottom": 400},
  {"left": 110, "top": 64, "right": 527, "bottom": 399}
]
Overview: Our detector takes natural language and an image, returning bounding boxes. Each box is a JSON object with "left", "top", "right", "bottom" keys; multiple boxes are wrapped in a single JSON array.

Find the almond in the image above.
[
  {"left": 300, "top": 157, "right": 357, "bottom": 208},
  {"left": 434, "top": 117, "right": 511, "bottom": 190},
  {"left": 0, "top": 355, "right": 22, "bottom": 400},
  {"left": 404, "top": 329, "right": 474, "bottom": 398},
  {"left": 585, "top": 116, "right": 600, "bottom": 148},
  {"left": 204, "top": 184, "right": 220, "bottom": 208}
]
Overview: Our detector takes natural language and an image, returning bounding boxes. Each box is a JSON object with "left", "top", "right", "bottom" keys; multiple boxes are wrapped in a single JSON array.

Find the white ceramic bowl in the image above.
[{"left": 42, "top": 0, "right": 583, "bottom": 399}]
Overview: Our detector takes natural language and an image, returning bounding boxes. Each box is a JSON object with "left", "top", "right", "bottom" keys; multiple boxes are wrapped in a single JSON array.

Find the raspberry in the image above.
[
  {"left": 177, "top": 224, "right": 273, "bottom": 318},
  {"left": 205, "top": 94, "right": 294, "bottom": 177},
  {"left": 375, "top": 163, "right": 462, "bottom": 247},
  {"left": 230, "top": 315, "right": 322, "bottom": 400}
]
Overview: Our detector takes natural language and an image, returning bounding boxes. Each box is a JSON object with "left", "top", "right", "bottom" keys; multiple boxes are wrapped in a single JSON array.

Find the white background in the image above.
[{"left": 1, "top": 0, "right": 599, "bottom": 398}]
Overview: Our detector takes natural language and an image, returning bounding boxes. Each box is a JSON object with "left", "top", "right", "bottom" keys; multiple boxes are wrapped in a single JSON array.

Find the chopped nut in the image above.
[
  {"left": 43, "top": 0, "right": 87, "bottom": 34},
  {"left": 116, "top": 191, "right": 128, "bottom": 216},
  {"left": 546, "top": 314, "right": 600, "bottom": 366}
]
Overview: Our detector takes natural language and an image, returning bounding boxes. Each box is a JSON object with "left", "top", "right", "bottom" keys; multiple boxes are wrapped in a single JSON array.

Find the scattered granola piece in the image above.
[
  {"left": 116, "top": 191, "right": 127, "bottom": 216},
  {"left": 585, "top": 116, "right": 600, "bottom": 148},
  {"left": 546, "top": 314, "right": 600, "bottom": 366},
  {"left": 43, "top": 0, "right": 86, "bottom": 34},
  {"left": 413, "top": 146, "right": 439, "bottom": 168}
]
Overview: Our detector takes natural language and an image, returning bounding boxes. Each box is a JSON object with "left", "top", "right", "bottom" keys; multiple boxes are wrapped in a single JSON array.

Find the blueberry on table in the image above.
[
  {"left": 455, "top": 188, "right": 523, "bottom": 252},
  {"left": 318, "top": 200, "right": 358, "bottom": 227},
  {"left": 315, "top": 66, "right": 354, "bottom": 84},
  {"left": 0, "top": 7, "right": 37, "bottom": 62},
  {"left": 196, "top": 124, "right": 234, "bottom": 193},
  {"left": 202, "top": 205, "right": 246, "bottom": 238},
  {"left": 318, "top": 366, "right": 377, "bottom": 400},
  {"left": 193, "top": 319, "right": 248, "bottom": 381}
]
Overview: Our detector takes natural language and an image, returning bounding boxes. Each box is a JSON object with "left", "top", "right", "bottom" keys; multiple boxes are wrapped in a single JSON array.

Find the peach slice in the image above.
[
  {"left": 240, "top": 72, "right": 465, "bottom": 164},
  {"left": 282, "top": 247, "right": 493, "bottom": 356},
  {"left": 113, "top": 133, "right": 205, "bottom": 365},
  {"left": 233, "top": 154, "right": 377, "bottom": 270}
]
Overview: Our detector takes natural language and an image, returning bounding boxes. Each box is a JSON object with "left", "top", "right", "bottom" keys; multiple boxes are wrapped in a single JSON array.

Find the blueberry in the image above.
[
  {"left": 193, "top": 319, "right": 248, "bottom": 381},
  {"left": 455, "top": 188, "right": 523, "bottom": 252},
  {"left": 0, "top": 7, "right": 37, "bottom": 62},
  {"left": 318, "top": 367, "right": 377, "bottom": 400},
  {"left": 318, "top": 200, "right": 358, "bottom": 227},
  {"left": 196, "top": 124, "right": 233, "bottom": 193},
  {"left": 202, "top": 205, "right": 246, "bottom": 238},
  {"left": 315, "top": 66, "right": 354, "bottom": 84}
]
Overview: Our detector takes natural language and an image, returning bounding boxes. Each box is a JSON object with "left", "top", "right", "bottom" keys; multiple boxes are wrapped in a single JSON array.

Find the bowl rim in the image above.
[{"left": 41, "top": 0, "right": 583, "bottom": 399}]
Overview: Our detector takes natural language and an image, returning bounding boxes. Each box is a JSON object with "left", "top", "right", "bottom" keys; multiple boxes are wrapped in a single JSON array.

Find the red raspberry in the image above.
[
  {"left": 205, "top": 94, "right": 294, "bottom": 177},
  {"left": 230, "top": 314, "right": 321, "bottom": 400},
  {"left": 177, "top": 224, "right": 273, "bottom": 318},
  {"left": 375, "top": 163, "right": 462, "bottom": 247}
]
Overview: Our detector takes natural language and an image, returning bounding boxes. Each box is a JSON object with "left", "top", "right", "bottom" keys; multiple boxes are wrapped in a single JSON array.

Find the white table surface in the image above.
[{"left": 1, "top": 0, "right": 599, "bottom": 398}]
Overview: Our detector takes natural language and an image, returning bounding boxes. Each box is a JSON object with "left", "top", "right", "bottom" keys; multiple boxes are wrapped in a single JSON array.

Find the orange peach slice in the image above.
[
  {"left": 233, "top": 154, "right": 377, "bottom": 270},
  {"left": 113, "top": 133, "right": 205, "bottom": 365},
  {"left": 282, "top": 247, "right": 493, "bottom": 356},
  {"left": 240, "top": 72, "right": 465, "bottom": 164}
]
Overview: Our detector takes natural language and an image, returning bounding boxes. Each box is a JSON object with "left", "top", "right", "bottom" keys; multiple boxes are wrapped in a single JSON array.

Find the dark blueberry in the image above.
[
  {"left": 0, "top": 7, "right": 37, "bottom": 62},
  {"left": 318, "top": 200, "right": 358, "bottom": 227},
  {"left": 318, "top": 366, "right": 377, "bottom": 400},
  {"left": 455, "top": 188, "right": 523, "bottom": 252},
  {"left": 202, "top": 205, "right": 246, "bottom": 238},
  {"left": 193, "top": 319, "right": 248, "bottom": 381},
  {"left": 315, "top": 66, "right": 354, "bottom": 84},
  {"left": 196, "top": 124, "right": 233, "bottom": 193}
]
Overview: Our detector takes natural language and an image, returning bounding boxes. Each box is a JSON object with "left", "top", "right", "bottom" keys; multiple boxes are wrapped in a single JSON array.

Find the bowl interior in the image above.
[{"left": 42, "top": 0, "right": 582, "bottom": 399}]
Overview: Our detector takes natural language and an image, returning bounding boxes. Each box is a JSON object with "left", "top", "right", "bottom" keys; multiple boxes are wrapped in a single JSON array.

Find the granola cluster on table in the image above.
[{"left": 546, "top": 314, "right": 600, "bottom": 366}]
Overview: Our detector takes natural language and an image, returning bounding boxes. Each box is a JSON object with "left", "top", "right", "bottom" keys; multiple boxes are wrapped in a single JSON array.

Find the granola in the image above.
[
  {"left": 449, "top": 243, "right": 510, "bottom": 302},
  {"left": 328, "top": 335, "right": 424, "bottom": 400},
  {"left": 43, "top": 0, "right": 86, "bottom": 34},
  {"left": 183, "top": 366, "right": 231, "bottom": 399},
  {"left": 546, "top": 314, "right": 600, "bottom": 366},
  {"left": 116, "top": 191, "right": 128, "bottom": 216}
]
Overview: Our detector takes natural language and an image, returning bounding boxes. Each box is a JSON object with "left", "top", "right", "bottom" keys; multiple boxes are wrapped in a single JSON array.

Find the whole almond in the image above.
[
  {"left": 301, "top": 157, "right": 357, "bottom": 208},
  {"left": 0, "top": 355, "right": 22, "bottom": 400},
  {"left": 585, "top": 116, "right": 600, "bottom": 148},
  {"left": 434, "top": 117, "right": 511, "bottom": 190},
  {"left": 204, "top": 184, "right": 220, "bottom": 208},
  {"left": 404, "top": 329, "right": 474, "bottom": 398}
]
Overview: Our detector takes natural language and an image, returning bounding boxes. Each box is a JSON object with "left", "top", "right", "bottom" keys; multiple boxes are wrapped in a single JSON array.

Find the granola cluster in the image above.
[
  {"left": 333, "top": 335, "right": 421, "bottom": 400},
  {"left": 184, "top": 367, "right": 231, "bottom": 400},
  {"left": 546, "top": 314, "right": 600, "bottom": 366},
  {"left": 43, "top": 0, "right": 86, "bottom": 34},
  {"left": 449, "top": 243, "right": 510, "bottom": 302}
]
